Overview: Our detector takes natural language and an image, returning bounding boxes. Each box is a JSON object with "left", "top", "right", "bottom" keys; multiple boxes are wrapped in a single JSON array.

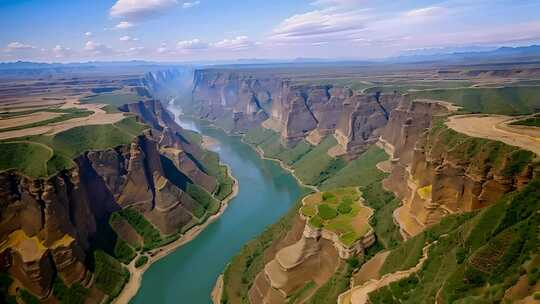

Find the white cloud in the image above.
[
  {"left": 115, "top": 21, "right": 135, "bottom": 29},
  {"left": 213, "top": 36, "right": 256, "bottom": 51},
  {"left": 84, "top": 41, "right": 115, "bottom": 55},
  {"left": 52, "top": 45, "right": 73, "bottom": 58},
  {"left": 85, "top": 31, "right": 93, "bottom": 37},
  {"left": 110, "top": 0, "right": 178, "bottom": 21},
  {"left": 5, "top": 41, "right": 36, "bottom": 52},
  {"left": 182, "top": 1, "right": 200, "bottom": 9},
  {"left": 404, "top": 6, "right": 447, "bottom": 19},
  {"left": 120, "top": 35, "right": 139, "bottom": 42},
  {"left": 176, "top": 38, "right": 208, "bottom": 49},
  {"left": 270, "top": 8, "right": 370, "bottom": 43}
]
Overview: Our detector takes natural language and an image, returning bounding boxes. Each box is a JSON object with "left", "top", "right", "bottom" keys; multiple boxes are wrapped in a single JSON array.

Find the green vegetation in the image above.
[
  {"left": 80, "top": 92, "right": 142, "bottom": 106},
  {"left": 369, "top": 178, "right": 540, "bottom": 303},
  {"left": 102, "top": 104, "right": 121, "bottom": 113},
  {"left": 186, "top": 183, "right": 220, "bottom": 219},
  {"left": 112, "top": 209, "right": 162, "bottom": 250},
  {"left": 320, "top": 146, "right": 389, "bottom": 190},
  {"left": 135, "top": 256, "right": 149, "bottom": 268},
  {"left": 52, "top": 277, "right": 89, "bottom": 304},
  {"left": 0, "top": 142, "right": 59, "bottom": 177},
  {"left": 0, "top": 108, "right": 93, "bottom": 132},
  {"left": 302, "top": 188, "right": 371, "bottom": 247},
  {"left": 93, "top": 250, "right": 130, "bottom": 298},
  {"left": 306, "top": 258, "right": 358, "bottom": 304},
  {"left": 244, "top": 126, "right": 346, "bottom": 186},
  {"left": 199, "top": 149, "right": 234, "bottom": 200},
  {"left": 114, "top": 239, "right": 136, "bottom": 264},
  {"left": 18, "top": 289, "right": 39, "bottom": 304},
  {"left": 0, "top": 273, "right": 16, "bottom": 304},
  {"left": 221, "top": 195, "right": 309, "bottom": 304},
  {"left": 412, "top": 86, "right": 540, "bottom": 115},
  {"left": 287, "top": 281, "right": 316, "bottom": 303},
  {"left": 0, "top": 116, "right": 148, "bottom": 178},
  {"left": 428, "top": 119, "right": 535, "bottom": 177},
  {"left": 510, "top": 114, "right": 540, "bottom": 127}
]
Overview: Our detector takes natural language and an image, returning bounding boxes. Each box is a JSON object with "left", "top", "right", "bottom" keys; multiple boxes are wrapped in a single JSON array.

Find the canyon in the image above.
[{"left": 1, "top": 60, "right": 540, "bottom": 304}]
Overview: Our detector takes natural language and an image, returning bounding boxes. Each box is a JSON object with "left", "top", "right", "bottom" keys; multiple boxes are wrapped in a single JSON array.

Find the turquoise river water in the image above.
[{"left": 131, "top": 107, "right": 306, "bottom": 303}]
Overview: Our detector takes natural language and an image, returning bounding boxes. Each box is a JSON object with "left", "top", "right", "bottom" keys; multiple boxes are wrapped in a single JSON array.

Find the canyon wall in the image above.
[
  {"left": 191, "top": 69, "right": 402, "bottom": 158},
  {"left": 0, "top": 99, "right": 218, "bottom": 300},
  {"left": 379, "top": 98, "right": 538, "bottom": 238}
]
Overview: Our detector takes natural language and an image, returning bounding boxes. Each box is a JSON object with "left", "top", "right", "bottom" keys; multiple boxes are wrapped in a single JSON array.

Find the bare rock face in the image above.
[
  {"left": 192, "top": 70, "right": 401, "bottom": 158},
  {"left": 0, "top": 99, "right": 221, "bottom": 299},
  {"left": 380, "top": 98, "right": 537, "bottom": 237},
  {"left": 192, "top": 70, "right": 279, "bottom": 131}
]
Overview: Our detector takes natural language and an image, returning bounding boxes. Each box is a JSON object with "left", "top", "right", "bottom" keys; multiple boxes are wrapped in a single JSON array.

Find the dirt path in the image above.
[
  {"left": 338, "top": 241, "right": 435, "bottom": 304},
  {"left": 446, "top": 114, "right": 540, "bottom": 156}
]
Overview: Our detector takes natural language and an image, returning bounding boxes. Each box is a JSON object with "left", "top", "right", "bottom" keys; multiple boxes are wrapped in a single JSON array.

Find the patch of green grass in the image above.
[
  {"left": 112, "top": 209, "right": 162, "bottom": 250},
  {"left": 292, "top": 136, "right": 346, "bottom": 185},
  {"left": 318, "top": 204, "right": 338, "bottom": 220},
  {"left": 93, "top": 250, "right": 130, "bottom": 298},
  {"left": 320, "top": 146, "right": 390, "bottom": 190},
  {"left": 412, "top": 86, "right": 540, "bottom": 115},
  {"left": 80, "top": 92, "right": 142, "bottom": 106},
  {"left": 510, "top": 115, "right": 540, "bottom": 127},
  {"left": 0, "top": 142, "right": 54, "bottom": 177}
]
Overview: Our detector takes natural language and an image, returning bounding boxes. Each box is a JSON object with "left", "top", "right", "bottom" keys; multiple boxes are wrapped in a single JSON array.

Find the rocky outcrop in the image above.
[
  {"left": 0, "top": 99, "right": 220, "bottom": 301},
  {"left": 379, "top": 98, "right": 538, "bottom": 238},
  {"left": 191, "top": 70, "right": 401, "bottom": 158}
]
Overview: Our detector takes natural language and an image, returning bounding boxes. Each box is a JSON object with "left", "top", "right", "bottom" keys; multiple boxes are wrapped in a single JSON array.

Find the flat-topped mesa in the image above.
[{"left": 379, "top": 97, "right": 538, "bottom": 238}]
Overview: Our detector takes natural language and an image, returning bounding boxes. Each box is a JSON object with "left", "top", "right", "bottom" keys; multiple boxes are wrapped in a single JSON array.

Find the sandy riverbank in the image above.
[{"left": 114, "top": 164, "right": 239, "bottom": 304}]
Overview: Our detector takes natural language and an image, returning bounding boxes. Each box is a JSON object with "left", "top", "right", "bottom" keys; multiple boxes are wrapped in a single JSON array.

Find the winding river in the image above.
[{"left": 131, "top": 105, "right": 306, "bottom": 303}]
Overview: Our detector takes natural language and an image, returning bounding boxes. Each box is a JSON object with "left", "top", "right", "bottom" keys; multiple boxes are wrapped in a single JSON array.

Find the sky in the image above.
[{"left": 1, "top": 0, "right": 540, "bottom": 62}]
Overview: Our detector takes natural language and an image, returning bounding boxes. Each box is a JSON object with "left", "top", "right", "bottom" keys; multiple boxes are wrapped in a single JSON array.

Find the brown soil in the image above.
[
  {"left": 0, "top": 112, "right": 63, "bottom": 129},
  {"left": 352, "top": 251, "right": 390, "bottom": 286},
  {"left": 446, "top": 114, "right": 540, "bottom": 156}
]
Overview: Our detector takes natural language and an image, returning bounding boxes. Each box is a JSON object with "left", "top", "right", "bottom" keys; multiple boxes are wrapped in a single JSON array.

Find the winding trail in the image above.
[
  {"left": 445, "top": 114, "right": 540, "bottom": 156},
  {"left": 338, "top": 241, "right": 435, "bottom": 304}
]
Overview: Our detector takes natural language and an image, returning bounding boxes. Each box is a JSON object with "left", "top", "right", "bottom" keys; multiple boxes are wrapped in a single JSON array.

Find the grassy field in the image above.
[
  {"left": 80, "top": 92, "right": 142, "bottom": 106},
  {"left": 0, "top": 108, "right": 93, "bottom": 132},
  {"left": 244, "top": 126, "right": 346, "bottom": 186},
  {"left": 0, "top": 116, "right": 148, "bottom": 178},
  {"left": 368, "top": 178, "right": 540, "bottom": 303},
  {"left": 412, "top": 86, "right": 540, "bottom": 115},
  {"left": 301, "top": 188, "right": 371, "bottom": 246}
]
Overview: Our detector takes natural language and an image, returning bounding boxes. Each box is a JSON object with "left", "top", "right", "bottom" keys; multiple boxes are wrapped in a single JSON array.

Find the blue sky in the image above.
[{"left": 1, "top": 0, "right": 540, "bottom": 62}]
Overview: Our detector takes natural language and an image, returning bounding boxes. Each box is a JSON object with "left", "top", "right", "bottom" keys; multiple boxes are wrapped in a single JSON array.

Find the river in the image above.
[{"left": 131, "top": 105, "right": 306, "bottom": 303}]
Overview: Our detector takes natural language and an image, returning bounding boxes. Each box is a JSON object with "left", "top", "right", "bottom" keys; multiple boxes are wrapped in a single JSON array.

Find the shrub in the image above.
[
  {"left": 318, "top": 204, "right": 338, "bottom": 220},
  {"left": 309, "top": 215, "right": 324, "bottom": 228},
  {"left": 94, "top": 251, "right": 130, "bottom": 298},
  {"left": 337, "top": 202, "right": 352, "bottom": 214},
  {"left": 135, "top": 256, "right": 149, "bottom": 268},
  {"left": 52, "top": 277, "right": 89, "bottom": 304},
  {"left": 114, "top": 239, "right": 136, "bottom": 264},
  {"left": 322, "top": 192, "right": 336, "bottom": 201},
  {"left": 534, "top": 291, "right": 540, "bottom": 300}
]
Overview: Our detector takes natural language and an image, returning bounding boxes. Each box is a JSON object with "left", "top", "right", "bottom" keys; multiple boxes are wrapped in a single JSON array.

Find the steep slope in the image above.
[{"left": 0, "top": 99, "right": 233, "bottom": 303}]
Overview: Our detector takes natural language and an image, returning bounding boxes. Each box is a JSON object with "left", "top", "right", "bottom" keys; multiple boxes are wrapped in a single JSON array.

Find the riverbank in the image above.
[{"left": 114, "top": 164, "right": 239, "bottom": 304}]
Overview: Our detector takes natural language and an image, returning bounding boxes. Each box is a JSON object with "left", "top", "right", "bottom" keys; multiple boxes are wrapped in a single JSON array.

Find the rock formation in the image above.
[{"left": 0, "top": 99, "right": 221, "bottom": 301}]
